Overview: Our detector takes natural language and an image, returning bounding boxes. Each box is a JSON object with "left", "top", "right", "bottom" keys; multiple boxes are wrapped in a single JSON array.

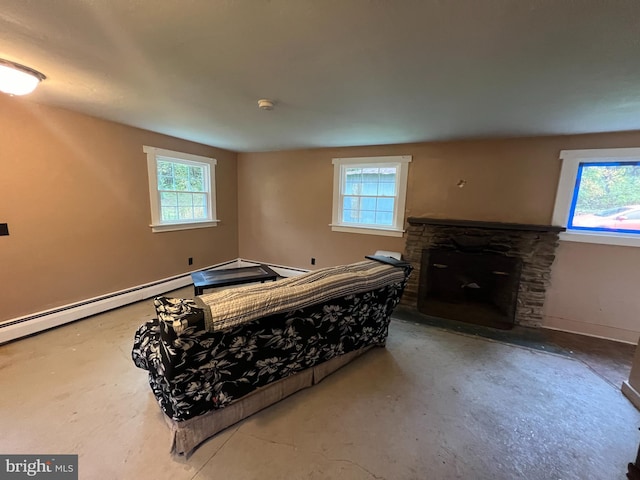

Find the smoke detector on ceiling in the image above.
[{"left": 258, "top": 99, "right": 274, "bottom": 110}]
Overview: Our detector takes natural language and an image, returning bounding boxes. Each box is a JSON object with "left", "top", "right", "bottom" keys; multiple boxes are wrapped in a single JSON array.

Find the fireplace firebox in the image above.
[{"left": 418, "top": 248, "right": 522, "bottom": 329}]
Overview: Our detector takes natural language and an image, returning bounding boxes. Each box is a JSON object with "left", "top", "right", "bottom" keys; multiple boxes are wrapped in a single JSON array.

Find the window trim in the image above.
[
  {"left": 330, "top": 155, "right": 411, "bottom": 237},
  {"left": 143, "top": 146, "right": 219, "bottom": 233},
  {"left": 553, "top": 147, "right": 640, "bottom": 247}
]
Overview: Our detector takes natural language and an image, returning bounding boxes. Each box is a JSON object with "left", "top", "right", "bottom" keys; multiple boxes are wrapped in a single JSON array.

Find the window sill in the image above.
[
  {"left": 560, "top": 230, "right": 640, "bottom": 248},
  {"left": 330, "top": 224, "right": 405, "bottom": 237},
  {"left": 150, "top": 220, "right": 220, "bottom": 233}
]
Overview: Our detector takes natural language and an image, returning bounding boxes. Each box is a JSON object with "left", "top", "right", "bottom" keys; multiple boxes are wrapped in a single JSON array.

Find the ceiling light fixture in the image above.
[
  {"left": 258, "top": 99, "right": 274, "bottom": 111},
  {"left": 0, "top": 59, "right": 46, "bottom": 96}
]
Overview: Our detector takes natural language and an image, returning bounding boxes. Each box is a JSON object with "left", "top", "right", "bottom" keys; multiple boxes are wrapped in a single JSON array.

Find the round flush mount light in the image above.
[
  {"left": 258, "top": 99, "right": 274, "bottom": 110},
  {"left": 0, "top": 59, "right": 46, "bottom": 96}
]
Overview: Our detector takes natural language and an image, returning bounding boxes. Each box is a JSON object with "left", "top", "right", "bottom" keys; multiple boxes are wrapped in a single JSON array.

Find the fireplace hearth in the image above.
[{"left": 402, "top": 218, "right": 564, "bottom": 328}]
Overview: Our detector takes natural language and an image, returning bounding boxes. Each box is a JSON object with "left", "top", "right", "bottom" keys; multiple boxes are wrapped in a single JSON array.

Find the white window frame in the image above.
[
  {"left": 143, "top": 146, "right": 219, "bottom": 233},
  {"left": 330, "top": 155, "right": 411, "bottom": 237},
  {"left": 553, "top": 147, "right": 640, "bottom": 247}
]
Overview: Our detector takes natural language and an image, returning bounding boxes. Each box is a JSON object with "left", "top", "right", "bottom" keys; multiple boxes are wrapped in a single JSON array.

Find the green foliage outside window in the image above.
[
  {"left": 157, "top": 159, "right": 208, "bottom": 222},
  {"left": 574, "top": 163, "right": 640, "bottom": 215}
]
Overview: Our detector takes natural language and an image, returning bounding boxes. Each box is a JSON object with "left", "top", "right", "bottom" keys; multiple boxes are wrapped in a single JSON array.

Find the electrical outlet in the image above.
[
  {"left": 311, "top": 258, "right": 316, "bottom": 265},
  {"left": 188, "top": 257, "right": 193, "bottom": 265}
]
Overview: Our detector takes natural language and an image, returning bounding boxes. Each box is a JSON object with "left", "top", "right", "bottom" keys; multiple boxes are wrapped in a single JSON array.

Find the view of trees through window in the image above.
[
  {"left": 570, "top": 162, "right": 640, "bottom": 232},
  {"left": 157, "top": 159, "right": 208, "bottom": 222}
]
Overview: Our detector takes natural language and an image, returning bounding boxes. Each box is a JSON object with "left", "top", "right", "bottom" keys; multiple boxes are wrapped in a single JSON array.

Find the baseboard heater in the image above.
[{"left": 0, "top": 259, "right": 309, "bottom": 345}]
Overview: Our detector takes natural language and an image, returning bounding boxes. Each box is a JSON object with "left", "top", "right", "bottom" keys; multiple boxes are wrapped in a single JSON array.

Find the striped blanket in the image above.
[{"left": 195, "top": 260, "right": 406, "bottom": 332}]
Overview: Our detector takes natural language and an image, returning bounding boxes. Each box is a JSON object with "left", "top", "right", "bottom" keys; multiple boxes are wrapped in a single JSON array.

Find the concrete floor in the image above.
[
  {"left": 1, "top": 286, "right": 639, "bottom": 479},
  {"left": 393, "top": 305, "right": 636, "bottom": 390}
]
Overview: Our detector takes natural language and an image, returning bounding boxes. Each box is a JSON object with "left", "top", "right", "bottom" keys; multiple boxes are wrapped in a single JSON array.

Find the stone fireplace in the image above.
[{"left": 401, "top": 218, "right": 564, "bottom": 328}]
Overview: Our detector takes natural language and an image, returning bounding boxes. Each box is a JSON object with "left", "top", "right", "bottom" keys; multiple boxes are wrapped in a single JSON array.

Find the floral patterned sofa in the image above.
[{"left": 132, "top": 256, "right": 412, "bottom": 455}]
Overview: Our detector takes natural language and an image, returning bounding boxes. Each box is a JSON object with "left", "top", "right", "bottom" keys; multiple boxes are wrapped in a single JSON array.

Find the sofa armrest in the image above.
[
  {"left": 365, "top": 254, "right": 413, "bottom": 274},
  {"left": 132, "top": 319, "right": 160, "bottom": 372}
]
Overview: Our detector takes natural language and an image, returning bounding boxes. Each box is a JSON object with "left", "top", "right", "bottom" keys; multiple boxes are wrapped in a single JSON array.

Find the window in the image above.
[
  {"left": 331, "top": 155, "right": 411, "bottom": 237},
  {"left": 143, "top": 146, "right": 219, "bottom": 232},
  {"left": 552, "top": 148, "right": 640, "bottom": 247}
]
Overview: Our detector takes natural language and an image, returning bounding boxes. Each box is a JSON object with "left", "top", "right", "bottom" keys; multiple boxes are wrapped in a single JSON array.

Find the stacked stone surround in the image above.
[{"left": 402, "top": 218, "right": 564, "bottom": 328}]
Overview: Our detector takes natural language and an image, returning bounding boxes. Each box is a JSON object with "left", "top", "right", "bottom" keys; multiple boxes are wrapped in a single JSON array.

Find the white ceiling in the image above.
[{"left": 1, "top": 0, "right": 639, "bottom": 152}]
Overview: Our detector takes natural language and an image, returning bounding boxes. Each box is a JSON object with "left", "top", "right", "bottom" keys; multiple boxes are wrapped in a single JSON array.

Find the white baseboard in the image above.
[
  {"left": 6, "top": 258, "right": 638, "bottom": 349},
  {"left": 622, "top": 381, "right": 640, "bottom": 411},
  {"left": 0, "top": 259, "right": 238, "bottom": 345}
]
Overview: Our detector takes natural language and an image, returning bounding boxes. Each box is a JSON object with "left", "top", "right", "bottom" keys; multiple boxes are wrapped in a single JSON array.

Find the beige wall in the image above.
[
  {"left": 237, "top": 148, "right": 406, "bottom": 269},
  {"left": 238, "top": 132, "right": 640, "bottom": 343},
  {"left": 0, "top": 95, "right": 238, "bottom": 322},
  {"left": 3, "top": 88, "right": 638, "bottom": 343},
  {"left": 544, "top": 241, "right": 640, "bottom": 343},
  {"left": 237, "top": 138, "right": 570, "bottom": 268}
]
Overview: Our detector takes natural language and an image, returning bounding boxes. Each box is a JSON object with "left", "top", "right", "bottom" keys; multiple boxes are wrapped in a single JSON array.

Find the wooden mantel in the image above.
[{"left": 407, "top": 217, "right": 566, "bottom": 233}]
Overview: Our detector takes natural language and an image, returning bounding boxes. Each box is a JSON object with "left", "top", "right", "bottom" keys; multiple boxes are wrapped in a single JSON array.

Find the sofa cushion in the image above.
[{"left": 153, "top": 296, "right": 205, "bottom": 336}]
